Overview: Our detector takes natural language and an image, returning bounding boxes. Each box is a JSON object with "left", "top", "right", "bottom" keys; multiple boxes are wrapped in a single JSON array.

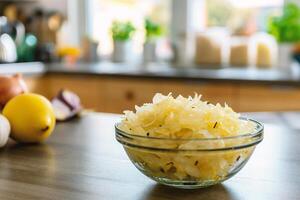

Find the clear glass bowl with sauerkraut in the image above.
[{"left": 115, "top": 94, "right": 263, "bottom": 189}]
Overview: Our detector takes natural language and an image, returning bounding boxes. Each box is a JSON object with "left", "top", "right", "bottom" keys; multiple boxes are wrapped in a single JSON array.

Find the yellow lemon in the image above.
[{"left": 3, "top": 93, "right": 56, "bottom": 143}]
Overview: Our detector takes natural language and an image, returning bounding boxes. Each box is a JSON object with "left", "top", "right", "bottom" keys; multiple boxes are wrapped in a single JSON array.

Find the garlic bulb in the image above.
[{"left": 0, "top": 114, "right": 10, "bottom": 147}]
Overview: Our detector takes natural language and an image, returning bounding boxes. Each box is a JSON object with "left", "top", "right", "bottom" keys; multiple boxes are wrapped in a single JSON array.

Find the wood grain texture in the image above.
[
  {"left": 24, "top": 75, "right": 237, "bottom": 113},
  {"left": 237, "top": 85, "right": 300, "bottom": 112},
  {"left": 0, "top": 112, "right": 299, "bottom": 200},
  {"left": 24, "top": 74, "right": 300, "bottom": 113}
]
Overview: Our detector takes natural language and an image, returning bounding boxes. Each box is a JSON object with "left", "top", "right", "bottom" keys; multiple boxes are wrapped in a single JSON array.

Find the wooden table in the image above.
[{"left": 0, "top": 112, "right": 300, "bottom": 200}]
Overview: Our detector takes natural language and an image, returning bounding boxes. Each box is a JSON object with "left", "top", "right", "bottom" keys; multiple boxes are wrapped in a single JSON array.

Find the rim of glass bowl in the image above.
[{"left": 115, "top": 118, "right": 264, "bottom": 152}]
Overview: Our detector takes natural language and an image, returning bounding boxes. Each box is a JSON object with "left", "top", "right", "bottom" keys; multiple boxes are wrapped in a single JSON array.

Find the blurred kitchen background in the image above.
[{"left": 1, "top": 0, "right": 300, "bottom": 113}]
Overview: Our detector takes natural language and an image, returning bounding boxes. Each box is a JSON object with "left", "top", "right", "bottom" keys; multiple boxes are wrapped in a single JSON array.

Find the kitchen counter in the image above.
[
  {"left": 0, "top": 62, "right": 46, "bottom": 76},
  {"left": 0, "top": 111, "right": 299, "bottom": 199},
  {"left": 47, "top": 62, "right": 300, "bottom": 85},
  {"left": 2, "top": 62, "right": 300, "bottom": 85},
  {"left": 3, "top": 62, "right": 300, "bottom": 112}
]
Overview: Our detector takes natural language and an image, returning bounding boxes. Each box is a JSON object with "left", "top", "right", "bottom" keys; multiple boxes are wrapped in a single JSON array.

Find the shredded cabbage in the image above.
[
  {"left": 119, "top": 93, "right": 256, "bottom": 182},
  {"left": 119, "top": 93, "right": 255, "bottom": 139}
]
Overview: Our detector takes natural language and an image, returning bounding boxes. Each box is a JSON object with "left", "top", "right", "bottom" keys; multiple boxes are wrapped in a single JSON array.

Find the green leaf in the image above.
[
  {"left": 268, "top": 3, "right": 300, "bottom": 43},
  {"left": 111, "top": 21, "right": 136, "bottom": 41},
  {"left": 144, "top": 17, "right": 163, "bottom": 41}
]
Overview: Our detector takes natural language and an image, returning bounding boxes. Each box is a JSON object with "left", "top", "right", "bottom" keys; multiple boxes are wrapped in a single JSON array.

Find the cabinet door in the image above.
[
  {"left": 238, "top": 84, "right": 300, "bottom": 111},
  {"left": 47, "top": 75, "right": 106, "bottom": 111},
  {"left": 100, "top": 78, "right": 236, "bottom": 113},
  {"left": 24, "top": 75, "right": 52, "bottom": 98},
  {"left": 25, "top": 75, "right": 237, "bottom": 113}
]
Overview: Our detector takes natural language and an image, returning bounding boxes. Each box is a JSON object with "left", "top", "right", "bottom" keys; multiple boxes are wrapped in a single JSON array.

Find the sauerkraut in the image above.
[
  {"left": 119, "top": 93, "right": 254, "bottom": 139},
  {"left": 119, "top": 93, "right": 256, "bottom": 182}
]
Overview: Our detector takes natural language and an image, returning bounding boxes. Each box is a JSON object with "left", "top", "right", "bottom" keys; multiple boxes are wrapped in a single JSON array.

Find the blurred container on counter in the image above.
[
  {"left": 111, "top": 21, "right": 136, "bottom": 63},
  {"left": 81, "top": 36, "right": 99, "bottom": 62},
  {"left": 57, "top": 46, "right": 81, "bottom": 64},
  {"left": 26, "top": 9, "right": 64, "bottom": 62},
  {"left": 229, "top": 37, "right": 251, "bottom": 67},
  {"left": 17, "top": 34, "right": 37, "bottom": 62},
  {"left": 0, "top": 33, "right": 17, "bottom": 63},
  {"left": 0, "top": 3, "right": 65, "bottom": 63},
  {"left": 26, "top": 9, "right": 63, "bottom": 46},
  {"left": 195, "top": 28, "right": 229, "bottom": 67},
  {"left": 251, "top": 33, "right": 277, "bottom": 69},
  {"left": 2, "top": 4, "right": 25, "bottom": 46},
  {"left": 0, "top": 4, "right": 25, "bottom": 63}
]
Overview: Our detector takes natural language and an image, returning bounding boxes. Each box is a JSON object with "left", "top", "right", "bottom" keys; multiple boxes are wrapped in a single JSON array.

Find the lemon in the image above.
[{"left": 3, "top": 93, "right": 56, "bottom": 143}]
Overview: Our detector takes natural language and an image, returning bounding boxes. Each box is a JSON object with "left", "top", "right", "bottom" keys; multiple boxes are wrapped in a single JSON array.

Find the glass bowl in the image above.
[{"left": 115, "top": 118, "right": 263, "bottom": 189}]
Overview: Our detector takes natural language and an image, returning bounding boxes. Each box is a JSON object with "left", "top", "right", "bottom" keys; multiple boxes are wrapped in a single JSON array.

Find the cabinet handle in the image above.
[{"left": 125, "top": 91, "right": 135, "bottom": 101}]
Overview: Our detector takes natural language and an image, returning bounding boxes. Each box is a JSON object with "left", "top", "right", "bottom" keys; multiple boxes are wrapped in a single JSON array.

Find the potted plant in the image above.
[
  {"left": 111, "top": 21, "right": 135, "bottom": 62},
  {"left": 143, "top": 18, "right": 163, "bottom": 63},
  {"left": 268, "top": 3, "right": 300, "bottom": 68}
]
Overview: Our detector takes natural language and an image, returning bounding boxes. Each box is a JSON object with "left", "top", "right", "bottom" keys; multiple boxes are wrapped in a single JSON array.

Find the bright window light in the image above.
[
  {"left": 229, "top": 0, "right": 284, "bottom": 8},
  {"left": 89, "top": 0, "right": 170, "bottom": 57}
]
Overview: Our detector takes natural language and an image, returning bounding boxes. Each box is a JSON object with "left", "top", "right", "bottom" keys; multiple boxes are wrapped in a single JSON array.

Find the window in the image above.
[
  {"left": 89, "top": 0, "right": 171, "bottom": 57},
  {"left": 86, "top": 0, "right": 286, "bottom": 64},
  {"left": 206, "top": 0, "right": 284, "bottom": 33}
]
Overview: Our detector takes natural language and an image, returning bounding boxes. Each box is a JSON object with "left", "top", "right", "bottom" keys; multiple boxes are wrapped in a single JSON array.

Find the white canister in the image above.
[
  {"left": 250, "top": 33, "right": 278, "bottom": 68},
  {"left": 194, "top": 28, "right": 229, "bottom": 67},
  {"left": 143, "top": 41, "right": 157, "bottom": 63},
  {"left": 229, "top": 36, "right": 250, "bottom": 67},
  {"left": 278, "top": 43, "right": 293, "bottom": 69},
  {"left": 112, "top": 40, "right": 132, "bottom": 63}
]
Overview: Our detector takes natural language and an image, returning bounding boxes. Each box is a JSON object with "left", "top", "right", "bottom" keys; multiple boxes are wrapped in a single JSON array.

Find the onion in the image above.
[
  {"left": 51, "top": 89, "right": 82, "bottom": 121},
  {"left": 0, "top": 74, "right": 28, "bottom": 109}
]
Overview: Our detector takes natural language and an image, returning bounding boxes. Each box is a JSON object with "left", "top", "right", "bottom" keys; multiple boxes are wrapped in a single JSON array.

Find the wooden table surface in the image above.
[{"left": 0, "top": 112, "right": 300, "bottom": 200}]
